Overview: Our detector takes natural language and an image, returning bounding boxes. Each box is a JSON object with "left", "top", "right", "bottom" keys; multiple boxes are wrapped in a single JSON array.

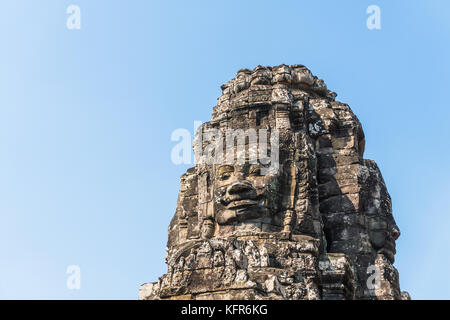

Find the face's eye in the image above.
[
  {"left": 249, "top": 167, "right": 261, "bottom": 176},
  {"left": 217, "top": 165, "right": 234, "bottom": 180},
  {"left": 220, "top": 173, "right": 231, "bottom": 180}
]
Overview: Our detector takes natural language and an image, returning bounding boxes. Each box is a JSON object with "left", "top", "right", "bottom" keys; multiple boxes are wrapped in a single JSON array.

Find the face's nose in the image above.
[
  {"left": 391, "top": 225, "right": 400, "bottom": 240},
  {"left": 227, "top": 182, "right": 253, "bottom": 195}
]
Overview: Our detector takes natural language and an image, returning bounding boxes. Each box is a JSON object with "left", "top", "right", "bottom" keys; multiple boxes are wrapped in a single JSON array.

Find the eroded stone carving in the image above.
[{"left": 139, "top": 65, "right": 408, "bottom": 300}]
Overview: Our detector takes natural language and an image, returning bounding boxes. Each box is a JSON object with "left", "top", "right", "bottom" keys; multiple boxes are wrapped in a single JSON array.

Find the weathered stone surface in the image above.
[{"left": 140, "top": 65, "right": 408, "bottom": 300}]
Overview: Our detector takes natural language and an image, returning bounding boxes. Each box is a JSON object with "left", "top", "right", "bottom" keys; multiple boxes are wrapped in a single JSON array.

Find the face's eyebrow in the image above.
[
  {"left": 249, "top": 163, "right": 262, "bottom": 168},
  {"left": 217, "top": 165, "right": 234, "bottom": 175},
  {"left": 249, "top": 162, "right": 270, "bottom": 169}
]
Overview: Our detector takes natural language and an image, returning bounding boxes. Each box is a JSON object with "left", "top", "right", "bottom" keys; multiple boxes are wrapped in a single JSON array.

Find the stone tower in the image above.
[{"left": 139, "top": 65, "right": 409, "bottom": 300}]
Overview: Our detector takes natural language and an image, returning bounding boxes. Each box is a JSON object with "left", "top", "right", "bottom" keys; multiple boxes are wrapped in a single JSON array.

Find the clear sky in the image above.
[{"left": 0, "top": 0, "right": 449, "bottom": 299}]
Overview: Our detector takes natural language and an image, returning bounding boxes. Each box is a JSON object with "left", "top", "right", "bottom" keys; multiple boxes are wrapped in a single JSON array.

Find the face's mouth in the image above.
[
  {"left": 226, "top": 199, "right": 258, "bottom": 210},
  {"left": 381, "top": 239, "right": 396, "bottom": 263}
]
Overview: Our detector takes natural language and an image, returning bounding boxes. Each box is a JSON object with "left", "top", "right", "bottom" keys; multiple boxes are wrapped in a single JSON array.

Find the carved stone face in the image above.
[
  {"left": 368, "top": 214, "right": 400, "bottom": 263},
  {"left": 250, "top": 66, "right": 272, "bottom": 85},
  {"left": 212, "top": 163, "right": 280, "bottom": 225}
]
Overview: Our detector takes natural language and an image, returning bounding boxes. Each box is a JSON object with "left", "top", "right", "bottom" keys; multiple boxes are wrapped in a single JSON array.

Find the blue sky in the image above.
[{"left": 0, "top": 0, "right": 449, "bottom": 299}]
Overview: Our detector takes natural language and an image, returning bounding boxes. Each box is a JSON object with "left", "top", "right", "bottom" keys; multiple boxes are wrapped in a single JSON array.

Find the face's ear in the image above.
[
  {"left": 168, "top": 169, "right": 200, "bottom": 246},
  {"left": 275, "top": 161, "right": 294, "bottom": 211},
  {"left": 197, "top": 166, "right": 216, "bottom": 223}
]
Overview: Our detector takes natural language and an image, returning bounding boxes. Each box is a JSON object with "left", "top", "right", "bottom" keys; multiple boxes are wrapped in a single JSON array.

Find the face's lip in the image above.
[
  {"left": 381, "top": 239, "right": 396, "bottom": 263},
  {"left": 227, "top": 199, "right": 258, "bottom": 210},
  {"left": 386, "top": 238, "right": 396, "bottom": 254},
  {"left": 381, "top": 247, "right": 396, "bottom": 263},
  {"left": 222, "top": 190, "right": 257, "bottom": 206}
]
